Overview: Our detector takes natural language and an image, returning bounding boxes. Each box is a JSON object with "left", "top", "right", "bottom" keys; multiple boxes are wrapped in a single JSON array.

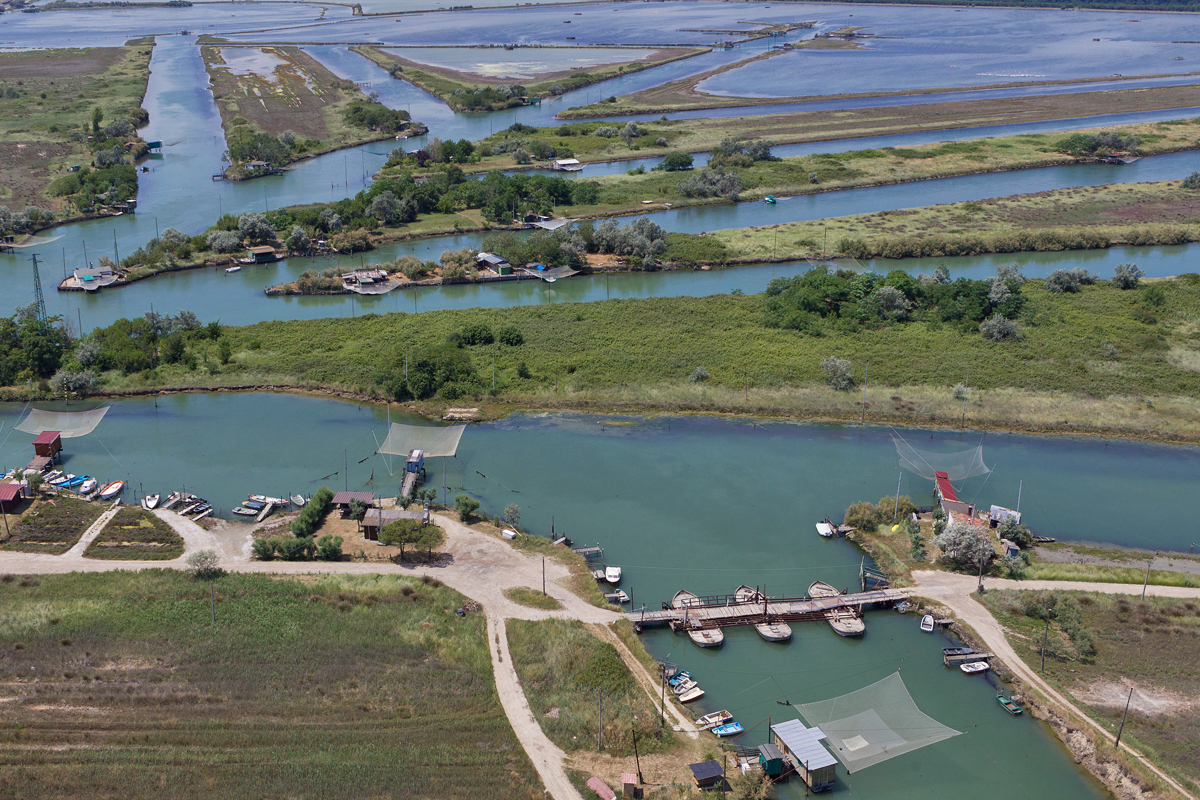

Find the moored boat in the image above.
[
  {"left": 687, "top": 627, "right": 724, "bottom": 647},
  {"left": 997, "top": 694, "right": 1023, "bottom": 715},
  {"left": 827, "top": 608, "right": 865, "bottom": 637},
  {"left": 232, "top": 506, "right": 258, "bottom": 516},
  {"left": 143, "top": 494, "right": 160, "bottom": 510},
  {"left": 712, "top": 721, "right": 744, "bottom": 737},
  {"left": 668, "top": 670, "right": 693, "bottom": 687},
  {"left": 50, "top": 473, "right": 75, "bottom": 486},
  {"left": 249, "top": 494, "right": 287, "bottom": 505},
  {"left": 754, "top": 621, "right": 793, "bottom": 642},
  {"left": 695, "top": 710, "right": 733, "bottom": 730},
  {"left": 672, "top": 679, "right": 699, "bottom": 695},
  {"left": 63, "top": 474, "right": 88, "bottom": 489},
  {"left": 161, "top": 492, "right": 183, "bottom": 509},
  {"left": 734, "top": 585, "right": 763, "bottom": 603},
  {"left": 44, "top": 470, "right": 64, "bottom": 483},
  {"left": 605, "top": 566, "right": 622, "bottom": 584},
  {"left": 808, "top": 580, "right": 841, "bottom": 598},
  {"left": 290, "top": 494, "right": 307, "bottom": 507},
  {"left": 961, "top": 661, "right": 991, "bottom": 675},
  {"left": 225, "top": 266, "right": 241, "bottom": 273},
  {"left": 815, "top": 522, "right": 835, "bottom": 537},
  {"left": 677, "top": 686, "right": 705, "bottom": 703},
  {"left": 610, "top": 589, "right": 629, "bottom": 603},
  {"left": 98, "top": 480, "right": 124, "bottom": 500},
  {"left": 78, "top": 478, "right": 97, "bottom": 495},
  {"left": 920, "top": 614, "right": 935, "bottom": 633},
  {"left": 243, "top": 499, "right": 266, "bottom": 511}
]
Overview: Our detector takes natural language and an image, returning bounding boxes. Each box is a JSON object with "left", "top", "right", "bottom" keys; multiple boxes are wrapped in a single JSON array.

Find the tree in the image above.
[
  {"left": 504, "top": 503, "right": 521, "bottom": 529},
  {"left": 206, "top": 230, "right": 242, "bottom": 254},
  {"left": 318, "top": 208, "right": 342, "bottom": 233},
  {"left": 380, "top": 518, "right": 424, "bottom": 560},
  {"left": 286, "top": 225, "right": 310, "bottom": 253},
  {"left": 998, "top": 515, "right": 1034, "bottom": 549},
  {"left": 454, "top": 494, "right": 481, "bottom": 522},
  {"left": 1113, "top": 262, "right": 1143, "bottom": 289},
  {"left": 497, "top": 325, "right": 524, "bottom": 346},
  {"left": 820, "top": 356, "right": 854, "bottom": 391},
  {"left": 92, "top": 106, "right": 103, "bottom": 134},
  {"left": 216, "top": 338, "right": 232, "bottom": 364},
  {"left": 347, "top": 497, "right": 369, "bottom": 523},
  {"left": 416, "top": 524, "right": 446, "bottom": 557},
  {"left": 1183, "top": 171, "right": 1200, "bottom": 190},
  {"left": 368, "top": 190, "right": 399, "bottom": 224},
  {"left": 932, "top": 521, "right": 994, "bottom": 569},
  {"left": 26, "top": 472, "right": 44, "bottom": 496},
  {"left": 658, "top": 151, "right": 693, "bottom": 171},
  {"left": 186, "top": 549, "right": 224, "bottom": 580},
  {"left": 251, "top": 538, "right": 277, "bottom": 560},
  {"left": 316, "top": 534, "right": 344, "bottom": 561},
  {"left": 238, "top": 212, "right": 275, "bottom": 244},
  {"left": 979, "top": 314, "right": 1021, "bottom": 342}
]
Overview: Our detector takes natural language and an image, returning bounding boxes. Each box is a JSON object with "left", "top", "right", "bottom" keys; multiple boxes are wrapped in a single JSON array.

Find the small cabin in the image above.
[
  {"left": 362, "top": 508, "right": 423, "bottom": 541},
  {"left": 244, "top": 160, "right": 269, "bottom": 172},
  {"left": 771, "top": 719, "right": 837, "bottom": 792},
  {"left": 552, "top": 158, "right": 583, "bottom": 171},
  {"left": 331, "top": 491, "right": 376, "bottom": 511},
  {"left": 620, "top": 773, "right": 637, "bottom": 799},
  {"left": 476, "top": 251, "right": 512, "bottom": 273},
  {"left": 758, "top": 742, "right": 786, "bottom": 777},
  {"left": 32, "top": 430, "right": 62, "bottom": 459},
  {"left": 0, "top": 483, "right": 21, "bottom": 513},
  {"left": 247, "top": 245, "right": 277, "bottom": 264},
  {"left": 405, "top": 449, "right": 425, "bottom": 474},
  {"left": 688, "top": 760, "right": 725, "bottom": 790}
]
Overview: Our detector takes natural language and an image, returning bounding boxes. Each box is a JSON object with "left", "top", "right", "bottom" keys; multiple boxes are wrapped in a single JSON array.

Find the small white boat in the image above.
[
  {"left": 78, "top": 478, "right": 98, "bottom": 495},
  {"left": 687, "top": 627, "right": 724, "bottom": 647},
  {"left": 44, "top": 470, "right": 64, "bottom": 483},
  {"left": 142, "top": 494, "right": 160, "bottom": 510},
  {"left": 290, "top": 494, "right": 307, "bottom": 507},
  {"left": 672, "top": 589, "right": 702, "bottom": 610},
  {"left": 225, "top": 266, "right": 241, "bottom": 273},
  {"left": 611, "top": 589, "right": 630, "bottom": 603},
  {"left": 673, "top": 679, "right": 699, "bottom": 695},
  {"left": 249, "top": 494, "right": 287, "bottom": 505},
  {"left": 695, "top": 710, "right": 733, "bottom": 730},
  {"left": 677, "top": 686, "right": 705, "bottom": 703},
  {"left": 605, "top": 566, "right": 622, "bottom": 584},
  {"left": 232, "top": 506, "right": 258, "bottom": 516},
  {"left": 98, "top": 480, "right": 123, "bottom": 500},
  {"left": 816, "top": 522, "right": 835, "bottom": 537},
  {"left": 961, "top": 661, "right": 991, "bottom": 675},
  {"left": 755, "top": 621, "right": 793, "bottom": 642},
  {"left": 502, "top": 529, "right": 518, "bottom": 540},
  {"left": 50, "top": 473, "right": 75, "bottom": 486},
  {"left": 808, "top": 580, "right": 841, "bottom": 598},
  {"left": 920, "top": 614, "right": 935, "bottom": 633}
]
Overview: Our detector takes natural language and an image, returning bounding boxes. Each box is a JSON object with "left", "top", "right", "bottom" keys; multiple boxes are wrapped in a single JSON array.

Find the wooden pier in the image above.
[
  {"left": 628, "top": 587, "right": 910, "bottom": 630},
  {"left": 943, "top": 649, "right": 994, "bottom": 667}
]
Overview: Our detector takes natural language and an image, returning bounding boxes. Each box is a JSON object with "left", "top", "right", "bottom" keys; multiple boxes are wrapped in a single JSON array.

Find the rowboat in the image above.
[
  {"left": 191, "top": 503, "right": 211, "bottom": 518},
  {"left": 734, "top": 585, "right": 763, "bottom": 603},
  {"left": 610, "top": 589, "right": 630, "bottom": 603},
  {"left": 677, "top": 686, "right": 705, "bottom": 703},
  {"left": 78, "top": 478, "right": 97, "bottom": 495},
  {"left": 44, "top": 470, "right": 64, "bottom": 483},
  {"left": 943, "top": 646, "right": 974, "bottom": 658},
  {"left": 62, "top": 475, "right": 88, "bottom": 489},
  {"left": 673, "top": 679, "right": 699, "bottom": 695},
  {"left": 961, "top": 661, "right": 991, "bottom": 675},
  {"left": 225, "top": 266, "right": 241, "bottom": 273},
  {"left": 50, "top": 473, "right": 75, "bottom": 486},
  {"left": 672, "top": 589, "right": 703, "bottom": 610},
  {"left": 755, "top": 621, "right": 793, "bottom": 642},
  {"left": 232, "top": 506, "right": 258, "bottom": 516},
  {"left": 291, "top": 494, "right": 307, "bottom": 507},
  {"left": 605, "top": 566, "right": 622, "bottom": 584},
  {"left": 688, "top": 628, "right": 724, "bottom": 647},
  {"left": 827, "top": 607, "right": 865, "bottom": 637},
  {"left": 243, "top": 500, "right": 266, "bottom": 511},
  {"left": 179, "top": 503, "right": 200, "bottom": 516},
  {"left": 98, "top": 480, "right": 124, "bottom": 500},
  {"left": 712, "top": 721, "right": 744, "bottom": 737},
  {"left": 808, "top": 580, "right": 841, "bottom": 598},
  {"left": 668, "top": 670, "right": 693, "bottom": 687},
  {"left": 143, "top": 494, "right": 160, "bottom": 510},
  {"left": 695, "top": 710, "right": 733, "bottom": 730},
  {"left": 249, "top": 494, "right": 287, "bottom": 505},
  {"left": 997, "top": 694, "right": 1023, "bottom": 715},
  {"left": 920, "top": 614, "right": 935, "bottom": 633}
]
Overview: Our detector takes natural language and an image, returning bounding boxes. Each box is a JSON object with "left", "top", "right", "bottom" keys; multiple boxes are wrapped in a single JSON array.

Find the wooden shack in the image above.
[
  {"left": 362, "top": 507, "right": 423, "bottom": 541},
  {"left": 247, "top": 245, "right": 277, "bottom": 264},
  {"left": 758, "top": 742, "right": 786, "bottom": 778},
  {"left": 32, "top": 431, "right": 62, "bottom": 459},
  {"left": 0, "top": 483, "right": 21, "bottom": 513},
  {"left": 621, "top": 773, "right": 637, "bottom": 798},
  {"left": 688, "top": 760, "right": 725, "bottom": 790},
  {"left": 771, "top": 719, "right": 837, "bottom": 791}
]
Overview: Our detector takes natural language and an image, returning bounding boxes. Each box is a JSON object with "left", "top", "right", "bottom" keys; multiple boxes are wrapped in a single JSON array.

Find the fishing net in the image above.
[
  {"left": 796, "top": 672, "right": 961, "bottom": 772},
  {"left": 378, "top": 423, "right": 466, "bottom": 458},
  {"left": 15, "top": 406, "right": 110, "bottom": 438},
  {"left": 893, "top": 435, "right": 990, "bottom": 481}
]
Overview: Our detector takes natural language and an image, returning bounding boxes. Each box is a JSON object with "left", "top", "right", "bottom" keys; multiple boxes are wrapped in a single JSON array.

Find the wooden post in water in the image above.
[{"left": 1115, "top": 686, "right": 1134, "bottom": 748}]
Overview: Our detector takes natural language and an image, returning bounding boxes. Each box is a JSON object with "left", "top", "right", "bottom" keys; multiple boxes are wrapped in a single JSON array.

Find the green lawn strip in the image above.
[
  {"left": 504, "top": 586, "right": 563, "bottom": 610},
  {"left": 83, "top": 505, "right": 184, "bottom": 560},
  {"left": 506, "top": 618, "right": 673, "bottom": 756},
  {"left": 2, "top": 495, "right": 105, "bottom": 554},
  {"left": 978, "top": 589, "right": 1200, "bottom": 790},
  {"left": 0, "top": 571, "right": 545, "bottom": 799}
]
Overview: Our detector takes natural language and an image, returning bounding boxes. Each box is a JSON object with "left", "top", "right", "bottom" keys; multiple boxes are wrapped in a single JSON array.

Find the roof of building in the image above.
[
  {"left": 248, "top": 245, "right": 276, "bottom": 254},
  {"left": 0, "top": 484, "right": 22, "bottom": 502},
  {"left": 584, "top": 777, "right": 616, "bottom": 800},
  {"left": 553, "top": 158, "right": 581, "bottom": 166},
  {"left": 621, "top": 773, "right": 637, "bottom": 785},
  {"left": 771, "top": 719, "right": 837, "bottom": 769},
  {"left": 363, "top": 508, "right": 423, "bottom": 528},
  {"left": 530, "top": 217, "right": 573, "bottom": 230},
  {"left": 476, "top": 252, "right": 510, "bottom": 265},
  {"left": 934, "top": 470, "right": 958, "bottom": 502},
  {"left": 688, "top": 760, "right": 724, "bottom": 781},
  {"left": 32, "top": 431, "right": 61, "bottom": 445},
  {"left": 331, "top": 491, "right": 376, "bottom": 506},
  {"left": 758, "top": 742, "right": 785, "bottom": 761}
]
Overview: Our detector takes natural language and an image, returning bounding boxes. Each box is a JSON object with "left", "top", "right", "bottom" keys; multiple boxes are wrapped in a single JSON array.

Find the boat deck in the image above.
[{"left": 629, "top": 588, "right": 910, "bottom": 629}]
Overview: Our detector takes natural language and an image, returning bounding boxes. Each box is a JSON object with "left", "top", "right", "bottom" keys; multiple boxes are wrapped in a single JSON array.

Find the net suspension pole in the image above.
[
  {"left": 959, "top": 369, "right": 969, "bottom": 432},
  {"left": 1115, "top": 687, "right": 1134, "bottom": 749},
  {"left": 893, "top": 472, "right": 902, "bottom": 520},
  {"left": 860, "top": 364, "right": 868, "bottom": 427},
  {"left": 1016, "top": 480, "right": 1023, "bottom": 514}
]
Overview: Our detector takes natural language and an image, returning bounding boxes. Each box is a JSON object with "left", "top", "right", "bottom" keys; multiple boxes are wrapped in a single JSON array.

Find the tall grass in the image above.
[
  {"left": 0, "top": 571, "right": 543, "bottom": 799},
  {"left": 1024, "top": 562, "right": 1200, "bottom": 588}
]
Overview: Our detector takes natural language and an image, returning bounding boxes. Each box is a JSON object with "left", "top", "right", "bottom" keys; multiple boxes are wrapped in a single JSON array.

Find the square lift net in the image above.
[
  {"left": 378, "top": 423, "right": 466, "bottom": 459},
  {"left": 796, "top": 672, "right": 961, "bottom": 772},
  {"left": 15, "top": 406, "right": 110, "bottom": 438}
]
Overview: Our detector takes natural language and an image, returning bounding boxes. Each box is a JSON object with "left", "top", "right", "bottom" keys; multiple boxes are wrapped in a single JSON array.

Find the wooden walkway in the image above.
[{"left": 628, "top": 588, "right": 910, "bottom": 629}]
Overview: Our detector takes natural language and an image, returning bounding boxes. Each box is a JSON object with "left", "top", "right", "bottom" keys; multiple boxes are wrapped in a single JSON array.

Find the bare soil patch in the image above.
[
  {"left": 0, "top": 141, "right": 77, "bottom": 211},
  {"left": 204, "top": 46, "right": 341, "bottom": 141},
  {"left": 1075, "top": 680, "right": 1196, "bottom": 717}
]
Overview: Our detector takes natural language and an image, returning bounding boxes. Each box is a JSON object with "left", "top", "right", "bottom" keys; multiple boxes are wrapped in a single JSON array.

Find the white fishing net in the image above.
[
  {"left": 378, "top": 423, "right": 466, "bottom": 458},
  {"left": 15, "top": 406, "right": 110, "bottom": 438},
  {"left": 796, "top": 672, "right": 961, "bottom": 772},
  {"left": 893, "top": 435, "right": 990, "bottom": 481}
]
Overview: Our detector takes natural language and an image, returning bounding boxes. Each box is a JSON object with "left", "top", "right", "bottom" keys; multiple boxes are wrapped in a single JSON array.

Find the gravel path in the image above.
[
  {"left": 912, "top": 570, "right": 1200, "bottom": 800},
  {"left": 62, "top": 503, "right": 122, "bottom": 557}
]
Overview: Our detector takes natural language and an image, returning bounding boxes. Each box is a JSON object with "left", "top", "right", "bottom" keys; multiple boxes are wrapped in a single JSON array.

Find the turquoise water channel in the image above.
[{"left": 8, "top": 393, "right": 1191, "bottom": 796}]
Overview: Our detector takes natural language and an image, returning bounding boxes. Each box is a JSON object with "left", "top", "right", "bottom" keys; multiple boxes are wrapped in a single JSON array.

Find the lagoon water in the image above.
[{"left": 8, "top": 394, "right": 1200, "bottom": 795}]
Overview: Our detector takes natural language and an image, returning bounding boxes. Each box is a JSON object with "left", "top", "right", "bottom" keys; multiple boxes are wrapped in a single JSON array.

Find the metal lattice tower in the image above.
[{"left": 30, "top": 253, "right": 46, "bottom": 322}]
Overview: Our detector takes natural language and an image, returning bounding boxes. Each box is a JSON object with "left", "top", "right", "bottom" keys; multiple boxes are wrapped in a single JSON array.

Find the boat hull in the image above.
[
  {"left": 687, "top": 628, "right": 724, "bottom": 647},
  {"left": 677, "top": 687, "right": 705, "bottom": 703},
  {"left": 755, "top": 622, "right": 793, "bottom": 642}
]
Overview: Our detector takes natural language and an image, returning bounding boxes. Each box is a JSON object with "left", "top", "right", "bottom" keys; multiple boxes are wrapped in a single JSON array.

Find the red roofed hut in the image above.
[
  {"left": 0, "top": 483, "right": 22, "bottom": 513},
  {"left": 32, "top": 431, "right": 62, "bottom": 459}
]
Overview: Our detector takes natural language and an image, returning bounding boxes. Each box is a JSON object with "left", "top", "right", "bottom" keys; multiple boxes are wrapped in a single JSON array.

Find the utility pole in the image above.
[
  {"left": 1041, "top": 615, "right": 1049, "bottom": 673},
  {"left": 860, "top": 363, "right": 868, "bottom": 427},
  {"left": 960, "top": 369, "right": 969, "bottom": 432},
  {"left": 1115, "top": 687, "right": 1134, "bottom": 749},
  {"left": 631, "top": 725, "right": 643, "bottom": 784},
  {"left": 30, "top": 254, "right": 47, "bottom": 321},
  {"left": 1142, "top": 553, "right": 1156, "bottom": 600},
  {"left": 1016, "top": 480, "right": 1023, "bottom": 514}
]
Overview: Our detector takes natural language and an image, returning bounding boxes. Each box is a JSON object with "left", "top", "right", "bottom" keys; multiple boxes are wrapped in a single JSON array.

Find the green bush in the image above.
[
  {"left": 251, "top": 538, "right": 276, "bottom": 561},
  {"left": 454, "top": 494, "right": 481, "bottom": 522},
  {"left": 291, "top": 486, "right": 335, "bottom": 538},
  {"left": 316, "top": 534, "right": 343, "bottom": 561}
]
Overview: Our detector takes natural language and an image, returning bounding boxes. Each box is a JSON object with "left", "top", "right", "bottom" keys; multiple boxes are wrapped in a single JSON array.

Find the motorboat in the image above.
[
  {"left": 291, "top": 494, "right": 307, "bottom": 507},
  {"left": 142, "top": 494, "right": 160, "bottom": 510},
  {"left": 50, "top": 473, "right": 76, "bottom": 486},
  {"left": 687, "top": 627, "right": 724, "bottom": 647},
  {"left": 668, "top": 670, "right": 693, "bottom": 687},
  {"left": 673, "top": 679, "right": 699, "bottom": 695},
  {"left": 78, "top": 478, "right": 97, "bottom": 495},
  {"left": 62, "top": 474, "right": 88, "bottom": 489},
  {"left": 98, "top": 480, "right": 124, "bottom": 500},
  {"left": 225, "top": 266, "right": 241, "bottom": 273},
  {"left": 920, "top": 614, "right": 935, "bottom": 633},
  {"left": 610, "top": 589, "right": 629, "bottom": 603},
  {"left": 605, "top": 566, "right": 622, "bottom": 584},
  {"left": 961, "top": 661, "right": 991, "bottom": 675},
  {"left": 243, "top": 499, "right": 266, "bottom": 511},
  {"left": 249, "top": 494, "right": 287, "bottom": 505},
  {"left": 712, "top": 721, "right": 744, "bottom": 737},
  {"left": 677, "top": 686, "right": 705, "bottom": 703},
  {"left": 695, "top": 710, "right": 733, "bottom": 730},
  {"left": 44, "top": 470, "right": 64, "bottom": 483},
  {"left": 997, "top": 694, "right": 1023, "bottom": 715},
  {"left": 754, "top": 621, "right": 793, "bottom": 642},
  {"left": 232, "top": 506, "right": 258, "bottom": 516},
  {"left": 815, "top": 522, "right": 835, "bottom": 537}
]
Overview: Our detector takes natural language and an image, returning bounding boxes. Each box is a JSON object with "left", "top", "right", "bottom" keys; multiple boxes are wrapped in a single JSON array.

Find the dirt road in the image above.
[{"left": 912, "top": 570, "right": 1200, "bottom": 800}]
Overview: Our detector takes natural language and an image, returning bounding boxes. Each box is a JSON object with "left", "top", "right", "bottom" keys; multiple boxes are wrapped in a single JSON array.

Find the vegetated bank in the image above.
[
  {"left": 0, "top": 40, "right": 154, "bottom": 230},
  {"left": 980, "top": 589, "right": 1200, "bottom": 795},
  {"left": 200, "top": 44, "right": 422, "bottom": 179},
  {"left": 352, "top": 44, "right": 714, "bottom": 112},
  {"left": 0, "top": 570, "right": 546, "bottom": 799},
  {"left": 10, "top": 268, "right": 1200, "bottom": 441}
]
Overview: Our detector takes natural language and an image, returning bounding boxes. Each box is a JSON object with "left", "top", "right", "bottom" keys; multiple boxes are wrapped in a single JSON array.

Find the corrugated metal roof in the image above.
[
  {"left": 0, "top": 484, "right": 22, "bottom": 501},
  {"left": 758, "top": 743, "right": 784, "bottom": 761},
  {"left": 772, "top": 719, "right": 837, "bottom": 769},
  {"left": 331, "top": 491, "right": 376, "bottom": 505},
  {"left": 934, "top": 470, "right": 958, "bottom": 501},
  {"left": 32, "top": 431, "right": 61, "bottom": 445},
  {"left": 689, "top": 760, "right": 724, "bottom": 780}
]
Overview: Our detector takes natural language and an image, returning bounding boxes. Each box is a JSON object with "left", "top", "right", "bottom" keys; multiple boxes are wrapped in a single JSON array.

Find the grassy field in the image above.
[
  {"left": 711, "top": 178, "right": 1200, "bottom": 262},
  {"left": 0, "top": 39, "right": 152, "bottom": 213},
  {"left": 1023, "top": 562, "right": 1200, "bottom": 588},
  {"left": 980, "top": 590, "right": 1200, "bottom": 792},
  {"left": 354, "top": 45, "right": 710, "bottom": 111},
  {"left": 52, "top": 273, "right": 1200, "bottom": 441},
  {"left": 83, "top": 506, "right": 184, "bottom": 560},
  {"left": 1, "top": 495, "right": 105, "bottom": 554},
  {"left": 506, "top": 619, "right": 672, "bottom": 757},
  {"left": 0, "top": 571, "right": 544, "bottom": 799},
  {"left": 504, "top": 586, "right": 563, "bottom": 610}
]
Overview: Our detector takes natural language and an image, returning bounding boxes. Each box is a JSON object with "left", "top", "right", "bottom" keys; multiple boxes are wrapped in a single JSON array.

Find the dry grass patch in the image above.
[
  {"left": 504, "top": 586, "right": 563, "bottom": 610},
  {"left": 2, "top": 495, "right": 105, "bottom": 554},
  {"left": 83, "top": 506, "right": 183, "bottom": 560}
]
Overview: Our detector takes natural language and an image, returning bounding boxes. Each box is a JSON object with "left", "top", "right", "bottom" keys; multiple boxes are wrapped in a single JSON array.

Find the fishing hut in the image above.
[
  {"left": 332, "top": 491, "right": 376, "bottom": 510},
  {"left": 32, "top": 430, "right": 62, "bottom": 460},
  {"left": 688, "top": 761, "right": 726, "bottom": 790},
  {"left": 399, "top": 448, "right": 425, "bottom": 500},
  {"left": 0, "top": 483, "right": 21, "bottom": 513},
  {"left": 770, "top": 719, "right": 837, "bottom": 791},
  {"left": 362, "top": 507, "right": 423, "bottom": 541}
]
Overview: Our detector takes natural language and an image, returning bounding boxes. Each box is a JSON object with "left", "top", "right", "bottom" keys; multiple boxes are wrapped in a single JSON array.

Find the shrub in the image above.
[
  {"left": 843, "top": 501, "right": 881, "bottom": 531},
  {"left": 454, "top": 494, "right": 481, "bottom": 521},
  {"left": 688, "top": 366, "right": 710, "bottom": 382},
  {"left": 678, "top": 167, "right": 741, "bottom": 199},
  {"left": 186, "top": 549, "right": 223, "bottom": 580},
  {"left": 347, "top": 497, "right": 369, "bottom": 522},
  {"left": 932, "top": 522, "right": 993, "bottom": 568},
  {"left": 460, "top": 322, "right": 494, "bottom": 346},
  {"left": 1112, "top": 262, "right": 1143, "bottom": 289},
  {"left": 1183, "top": 171, "right": 1200, "bottom": 190},
  {"left": 657, "top": 151, "right": 693, "bottom": 171},
  {"left": 291, "top": 486, "right": 335, "bottom": 538},
  {"left": 251, "top": 538, "right": 277, "bottom": 560},
  {"left": 380, "top": 518, "right": 424, "bottom": 559},
  {"left": 206, "top": 230, "right": 242, "bottom": 254},
  {"left": 979, "top": 313, "right": 1022, "bottom": 341},
  {"left": 504, "top": 503, "right": 521, "bottom": 528},
  {"left": 279, "top": 537, "right": 315, "bottom": 561},
  {"left": 497, "top": 325, "right": 524, "bottom": 346},
  {"left": 1141, "top": 283, "right": 1166, "bottom": 307},
  {"left": 316, "top": 534, "right": 343, "bottom": 561},
  {"left": 1045, "top": 269, "right": 1082, "bottom": 293},
  {"left": 820, "top": 356, "right": 853, "bottom": 391}
]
